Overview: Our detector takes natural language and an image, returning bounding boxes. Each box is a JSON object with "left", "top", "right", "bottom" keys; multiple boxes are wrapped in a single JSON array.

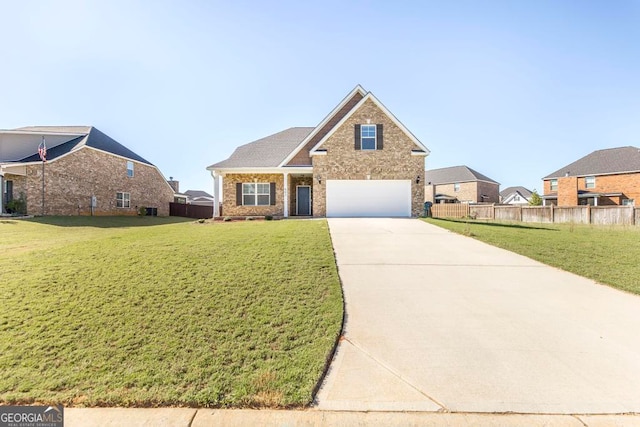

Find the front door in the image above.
[{"left": 297, "top": 186, "right": 311, "bottom": 216}]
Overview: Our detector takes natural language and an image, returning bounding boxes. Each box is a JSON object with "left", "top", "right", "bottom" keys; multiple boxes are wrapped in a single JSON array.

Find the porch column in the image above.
[
  {"left": 0, "top": 174, "right": 3, "bottom": 214},
  {"left": 211, "top": 171, "right": 220, "bottom": 218},
  {"left": 283, "top": 172, "right": 289, "bottom": 218},
  {"left": 594, "top": 196, "right": 598, "bottom": 206}
]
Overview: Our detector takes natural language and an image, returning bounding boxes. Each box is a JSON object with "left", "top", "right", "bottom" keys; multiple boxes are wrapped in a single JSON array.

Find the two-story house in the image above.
[
  {"left": 424, "top": 165, "right": 500, "bottom": 204},
  {"left": 206, "top": 85, "right": 430, "bottom": 218},
  {"left": 542, "top": 146, "right": 640, "bottom": 206}
]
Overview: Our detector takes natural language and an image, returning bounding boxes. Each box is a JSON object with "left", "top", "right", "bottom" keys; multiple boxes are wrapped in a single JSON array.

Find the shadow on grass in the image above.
[
  {"left": 430, "top": 217, "right": 559, "bottom": 232},
  {"left": 25, "top": 216, "right": 193, "bottom": 228}
]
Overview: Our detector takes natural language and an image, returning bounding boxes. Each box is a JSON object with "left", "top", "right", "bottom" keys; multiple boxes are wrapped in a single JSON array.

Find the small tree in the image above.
[{"left": 529, "top": 189, "right": 542, "bottom": 206}]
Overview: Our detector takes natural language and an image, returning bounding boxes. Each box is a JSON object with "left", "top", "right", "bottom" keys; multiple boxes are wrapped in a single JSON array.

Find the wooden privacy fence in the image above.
[
  {"left": 169, "top": 202, "right": 213, "bottom": 219},
  {"left": 431, "top": 203, "right": 639, "bottom": 226}
]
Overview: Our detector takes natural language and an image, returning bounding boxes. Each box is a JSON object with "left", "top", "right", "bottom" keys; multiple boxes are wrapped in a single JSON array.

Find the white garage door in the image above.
[{"left": 326, "top": 180, "right": 411, "bottom": 217}]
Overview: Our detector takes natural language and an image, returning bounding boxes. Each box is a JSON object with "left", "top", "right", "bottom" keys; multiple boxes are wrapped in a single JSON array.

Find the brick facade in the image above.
[
  {"left": 4, "top": 147, "right": 173, "bottom": 216},
  {"left": 311, "top": 98, "right": 424, "bottom": 217},
  {"left": 545, "top": 172, "right": 640, "bottom": 206},
  {"left": 425, "top": 181, "right": 499, "bottom": 204},
  {"left": 221, "top": 173, "right": 285, "bottom": 217}
]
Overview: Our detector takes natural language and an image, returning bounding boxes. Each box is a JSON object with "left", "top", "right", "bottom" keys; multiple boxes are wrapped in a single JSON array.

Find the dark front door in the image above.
[
  {"left": 297, "top": 186, "right": 311, "bottom": 216},
  {"left": 5, "top": 180, "right": 13, "bottom": 202}
]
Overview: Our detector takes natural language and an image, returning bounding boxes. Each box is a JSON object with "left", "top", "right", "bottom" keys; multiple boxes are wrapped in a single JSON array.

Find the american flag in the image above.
[{"left": 38, "top": 137, "right": 47, "bottom": 162}]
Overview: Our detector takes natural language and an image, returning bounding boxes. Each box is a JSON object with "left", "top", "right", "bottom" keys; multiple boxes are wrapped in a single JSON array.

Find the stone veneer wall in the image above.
[
  {"left": 221, "top": 173, "right": 284, "bottom": 217},
  {"left": 312, "top": 98, "right": 425, "bottom": 217},
  {"left": 19, "top": 147, "right": 173, "bottom": 216}
]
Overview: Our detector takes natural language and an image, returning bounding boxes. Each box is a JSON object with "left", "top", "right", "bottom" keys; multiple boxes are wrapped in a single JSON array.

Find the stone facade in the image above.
[
  {"left": 5, "top": 147, "right": 173, "bottom": 216},
  {"left": 545, "top": 173, "right": 640, "bottom": 206},
  {"left": 311, "top": 98, "right": 424, "bottom": 217},
  {"left": 221, "top": 173, "right": 285, "bottom": 217},
  {"left": 289, "top": 175, "right": 314, "bottom": 216}
]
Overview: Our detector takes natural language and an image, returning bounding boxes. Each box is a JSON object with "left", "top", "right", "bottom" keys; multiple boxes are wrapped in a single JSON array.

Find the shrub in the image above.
[
  {"left": 265, "top": 215, "right": 273, "bottom": 221},
  {"left": 223, "top": 216, "right": 232, "bottom": 222},
  {"left": 5, "top": 193, "right": 26, "bottom": 215},
  {"left": 138, "top": 206, "right": 147, "bottom": 216},
  {"left": 245, "top": 216, "right": 255, "bottom": 221}
]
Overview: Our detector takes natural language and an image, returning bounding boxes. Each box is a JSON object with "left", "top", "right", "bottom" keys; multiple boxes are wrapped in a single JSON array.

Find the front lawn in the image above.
[
  {"left": 424, "top": 218, "right": 640, "bottom": 295},
  {"left": 0, "top": 217, "right": 343, "bottom": 407}
]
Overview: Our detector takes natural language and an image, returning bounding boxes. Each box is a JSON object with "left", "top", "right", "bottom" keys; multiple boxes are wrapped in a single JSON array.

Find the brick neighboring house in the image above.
[
  {"left": 542, "top": 146, "right": 640, "bottom": 206},
  {"left": 500, "top": 186, "right": 533, "bottom": 205},
  {"left": 206, "top": 85, "right": 430, "bottom": 218},
  {"left": 424, "top": 165, "right": 500, "bottom": 204},
  {"left": 0, "top": 126, "right": 174, "bottom": 216}
]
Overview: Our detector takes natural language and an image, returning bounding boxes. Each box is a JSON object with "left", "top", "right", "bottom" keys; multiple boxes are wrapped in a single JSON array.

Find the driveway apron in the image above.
[{"left": 314, "top": 218, "right": 640, "bottom": 413}]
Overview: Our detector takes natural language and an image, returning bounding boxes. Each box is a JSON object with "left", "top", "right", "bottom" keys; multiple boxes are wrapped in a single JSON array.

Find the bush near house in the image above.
[{"left": 0, "top": 217, "right": 343, "bottom": 408}]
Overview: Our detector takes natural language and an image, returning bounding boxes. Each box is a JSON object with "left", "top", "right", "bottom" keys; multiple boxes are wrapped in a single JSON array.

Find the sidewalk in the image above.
[{"left": 65, "top": 408, "right": 640, "bottom": 426}]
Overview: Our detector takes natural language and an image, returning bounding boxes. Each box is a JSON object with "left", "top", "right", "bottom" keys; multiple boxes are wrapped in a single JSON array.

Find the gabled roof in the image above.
[
  {"left": 425, "top": 165, "right": 499, "bottom": 185},
  {"left": 500, "top": 186, "right": 532, "bottom": 198},
  {"left": 544, "top": 146, "right": 640, "bottom": 179},
  {"left": 207, "top": 127, "right": 314, "bottom": 169},
  {"left": 12, "top": 126, "right": 152, "bottom": 165},
  {"left": 185, "top": 190, "right": 213, "bottom": 198},
  {"left": 208, "top": 85, "right": 429, "bottom": 171},
  {"left": 308, "top": 90, "right": 430, "bottom": 155}
]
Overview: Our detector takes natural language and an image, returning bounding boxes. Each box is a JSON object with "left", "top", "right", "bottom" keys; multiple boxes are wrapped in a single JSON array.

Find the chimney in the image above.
[{"left": 167, "top": 177, "right": 179, "bottom": 193}]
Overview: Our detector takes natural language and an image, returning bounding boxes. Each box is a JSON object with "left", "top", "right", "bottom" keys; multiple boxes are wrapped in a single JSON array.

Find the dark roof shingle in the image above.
[
  {"left": 425, "top": 165, "right": 499, "bottom": 185},
  {"left": 208, "top": 127, "right": 314, "bottom": 168},
  {"left": 544, "top": 146, "right": 640, "bottom": 179},
  {"left": 500, "top": 186, "right": 532, "bottom": 198}
]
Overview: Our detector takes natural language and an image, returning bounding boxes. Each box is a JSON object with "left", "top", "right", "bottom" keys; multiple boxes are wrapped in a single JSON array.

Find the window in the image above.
[
  {"left": 623, "top": 199, "right": 635, "bottom": 206},
  {"left": 127, "top": 161, "right": 134, "bottom": 177},
  {"left": 514, "top": 195, "right": 520, "bottom": 202},
  {"left": 242, "top": 183, "right": 270, "bottom": 206},
  {"left": 116, "top": 192, "right": 130, "bottom": 208},
  {"left": 454, "top": 183, "right": 460, "bottom": 192},
  {"left": 361, "top": 125, "right": 376, "bottom": 150},
  {"left": 550, "top": 179, "right": 558, "bottom": 191},
  {"left": 585, "top": 176, "right": 595, "bottom": 189}
]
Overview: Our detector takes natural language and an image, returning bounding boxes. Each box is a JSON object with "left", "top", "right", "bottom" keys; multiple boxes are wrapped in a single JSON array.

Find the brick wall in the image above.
[
  {"left": 547, "top": 172, "right": 640, "bottom": 206},
  {"left": 312, "top": 98, "right": 425, "bottom": 216},
  {"left": 476, "top": 181, "right": 500, "bottom": 203},
  {"left": 16, "top": 147, "right": 173, "bottom": 216},
  {"left": 289, "top": 175, "right": 314, "bottom": 215},
  {"left": 222, "top": 173, "right": 284, "bottom": 217},
  {"left": 433, "top": 182, "right": 477, "bottom": 203}
]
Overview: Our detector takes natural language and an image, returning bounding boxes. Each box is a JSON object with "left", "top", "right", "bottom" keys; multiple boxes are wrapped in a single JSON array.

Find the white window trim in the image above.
[
  {"left": 622, "top": 199, "right": 635, "bottom": 206},
  {"left": 454, "top": 183, "right": 460, "bottom": 192},
  {"left": 550, "top": 179, "right": 558, "bottom": 191},
  {"left": 127, "top": 161, "right": 134, "bottom": 178},
  {"left": 116, "top": 192, "right": 130, "bottom": 208},
  {"left": 361, "top": 124, "right": 376, "bottom": 151},
  {"left": 585, "top": 176, "right": 595, "bottom": 189},
  {"left": 242, "top": 182, "right": 270, "bottom": 206}
]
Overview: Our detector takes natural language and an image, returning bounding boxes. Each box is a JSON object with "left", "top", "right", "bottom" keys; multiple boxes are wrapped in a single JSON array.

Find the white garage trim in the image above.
[{"left": 326, "top": 180, "right": 411, "bottom": 217}]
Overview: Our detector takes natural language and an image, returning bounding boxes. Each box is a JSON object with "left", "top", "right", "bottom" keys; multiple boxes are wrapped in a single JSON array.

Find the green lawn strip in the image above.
[
  {"left": 424, "top": 218, "right": 640, "bottom": 295},
  {"left": 0, "top": 219, "right": 343, "bottom": 407}
]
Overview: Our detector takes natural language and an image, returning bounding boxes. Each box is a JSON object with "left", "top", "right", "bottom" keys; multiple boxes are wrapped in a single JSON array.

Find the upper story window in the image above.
[
  {"left": 127, "top": 161, "right": 134, "bottom": 177},
  {"left": 622, "top": 199, "right": 635, "bottom": 206},
  {"left": 585, "top": 176, "right": 595, "bottom": 189},
  {"left": 550, "top": 179, "right": 558, "bottom": 191},
  {"left": 361, "top": 125, "right": 376, "bottom": 150},
  {"left": 454, "top": 183, "right": 460, "bottom": 192},
  {"left": 355, "top": 124, "right": 383, "bottom": 150}
]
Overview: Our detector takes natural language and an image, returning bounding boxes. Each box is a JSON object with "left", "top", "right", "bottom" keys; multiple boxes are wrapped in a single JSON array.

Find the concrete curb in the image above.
[{"left": 64, "top": 408, "right": 640, "bottom": 427}]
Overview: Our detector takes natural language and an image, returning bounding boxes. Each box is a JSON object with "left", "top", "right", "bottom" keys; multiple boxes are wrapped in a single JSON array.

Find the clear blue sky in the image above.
[{"left": 2, "top": 1, "right": 639, "bottom": 194}]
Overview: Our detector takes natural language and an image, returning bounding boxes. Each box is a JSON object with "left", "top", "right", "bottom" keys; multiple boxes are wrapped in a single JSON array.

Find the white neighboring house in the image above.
[
  {"left": 184, "top": 190, "right": 214, "bottom": 206},
  {"left": 500, "top": 186, "right": 533, "bottom": 205}
]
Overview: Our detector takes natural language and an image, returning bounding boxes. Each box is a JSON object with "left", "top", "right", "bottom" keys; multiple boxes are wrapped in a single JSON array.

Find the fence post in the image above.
[
  {"left": 551, "top": 205, "right": 555, "bottom": 224},
  {"left": 586, "top": 205, "right": 591, "bottom": 225}
]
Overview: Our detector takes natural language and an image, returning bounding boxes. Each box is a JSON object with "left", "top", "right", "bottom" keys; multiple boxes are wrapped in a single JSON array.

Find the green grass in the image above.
[
  {"left": 424, "top": 218, "right": 640, "bottom": 295},
  {"left": 0, "top": 217, "right": 343, "bottom": 408}
]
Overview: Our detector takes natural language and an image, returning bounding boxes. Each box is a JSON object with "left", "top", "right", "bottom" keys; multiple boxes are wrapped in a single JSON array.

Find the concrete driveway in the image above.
[{"left": 314, "top": 218, "right": 640, "bottom": 413}]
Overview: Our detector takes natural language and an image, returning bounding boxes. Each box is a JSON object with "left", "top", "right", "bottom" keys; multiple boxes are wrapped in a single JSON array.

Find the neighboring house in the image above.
[
  {"left": 542, "top": 146, "right": 640, "bottom": 206},
  {"left": 0, "top": 126, "right": 174, "bottom": 216},
  {"left": 206, "top": 85, "right": 430, "bottom": 218},
  {"left": 500, "top": 186, "right": 533, "bottom": 205},
  {"left": 424, "top": 165, "right": 500, "bottom": 204},
  {"left": 184, "top": 190, "right": 214, "bottom": 206}
]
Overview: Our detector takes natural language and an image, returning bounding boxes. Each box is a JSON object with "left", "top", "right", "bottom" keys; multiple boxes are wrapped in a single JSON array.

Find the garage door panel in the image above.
[{"left": 326, "top": 180, "right": 411, "bottom": 217}]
